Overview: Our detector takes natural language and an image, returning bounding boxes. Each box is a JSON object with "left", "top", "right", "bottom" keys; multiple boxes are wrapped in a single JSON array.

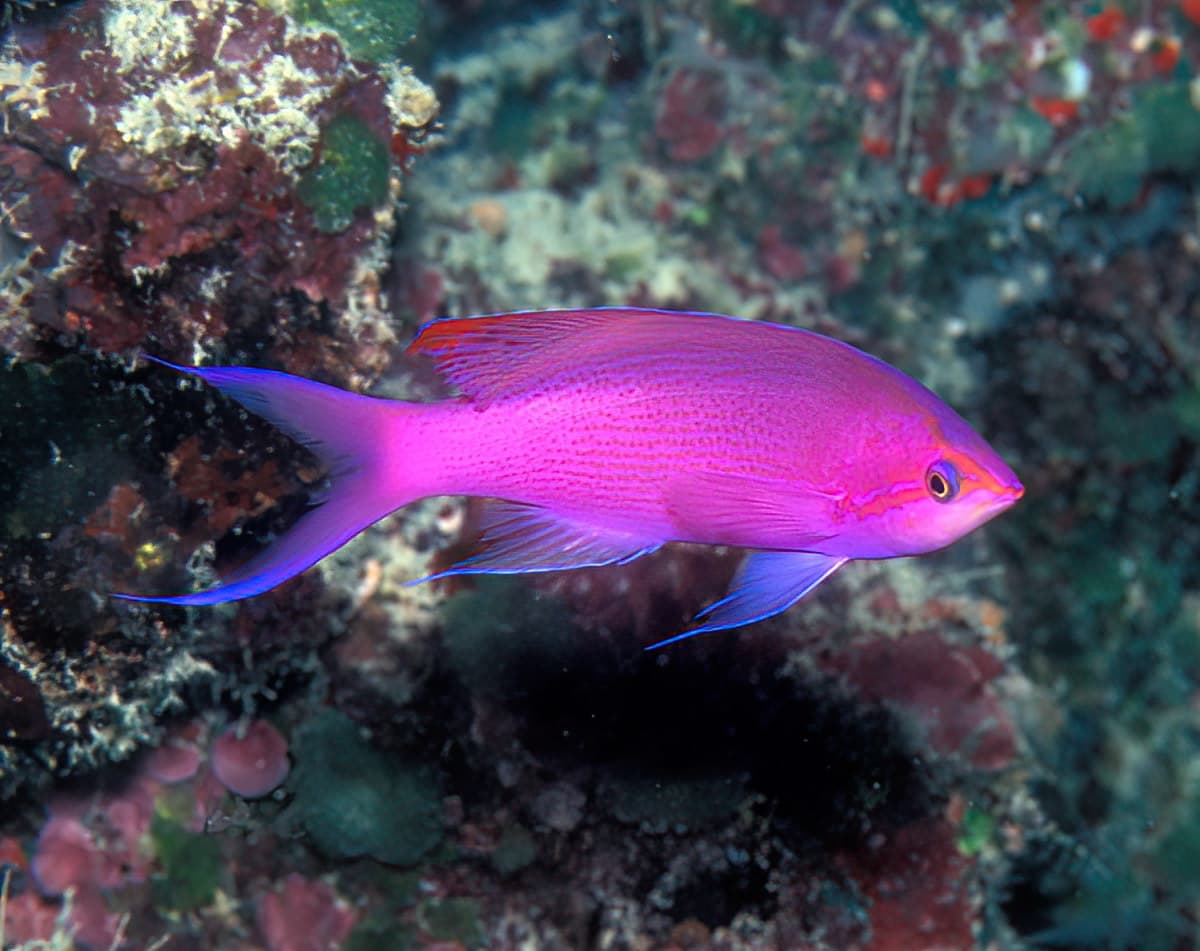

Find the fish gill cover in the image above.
[{"left": 0, "top": 1, "right": 1198, "bottom": 949}]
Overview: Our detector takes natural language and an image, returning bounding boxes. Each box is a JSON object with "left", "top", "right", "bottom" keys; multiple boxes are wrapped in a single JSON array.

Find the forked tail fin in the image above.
[{"left": 114, "top": 358, "right": 416, "bottom": 606}]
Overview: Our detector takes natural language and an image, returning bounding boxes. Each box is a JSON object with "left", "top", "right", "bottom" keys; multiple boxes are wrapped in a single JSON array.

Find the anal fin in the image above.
[
  {"left": 413, "top": 501, "right": 661, "bottom": 582},
  {"left": 646, "top": 550, "right": 847, "bottom": 649}
]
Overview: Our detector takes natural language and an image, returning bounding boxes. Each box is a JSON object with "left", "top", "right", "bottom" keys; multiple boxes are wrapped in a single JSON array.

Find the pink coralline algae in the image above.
[
  {"left": 211, "top": 719, "right": 290, "bottom": 798},
  {"left": 257, "top": 873, "right": 357, "bottom": 951},
  {"left": 143, "top": 724, "right": 204, "bottom": 785},
  {"left": 757, "top": 224, "right": 809, "bottom": 282},
  {"left": 655, "top": 67, "right": 727, "bottom": 162},
  {"left": 29, "top": 776, "right": 160, "bottom": 948},
  {"left": 0, "top": 0, "right": 436, "bottom": 384},
  {"left": 830, "top": 630, "right": 1017, "bottom": 772},
  {"left": 1, "top": 890, "right": 61, "bottom": 947},
  {"left": 32, "top": 816, "right": 122, "bottom": 897},
  {"left": 841, "top": 817, "right": 977, "bottom": 951},
  {"left": 32, "top": 778, "right": 158, "bottom": 898}
]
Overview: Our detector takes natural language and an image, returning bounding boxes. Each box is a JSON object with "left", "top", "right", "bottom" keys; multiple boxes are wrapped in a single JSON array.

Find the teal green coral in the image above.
[
  {"left": 298, "top": 114, "right": 391, "bottom": 233},
  {"left": 346, "top": 919, "right": 418, "bottom": 951},
  {"left": 441, "top": 577, "right": 577, "bottom": 700},
  {"left": 1171, "top": 388, "right": 1200, "bottom": 441},
  {"left": 291, "top": 0, "right": 422, "bottom": 64},
  {"left": 1064, "top": 116, "right": 1148, "bottom": 207},
  {"left": 416, "top": 898, "right": 486, "bottom": 949},
  {"left": 289, "top": 710, "right": 442, "bottom": 865},
  {"left": 1065, "top": 81, "right": 1200, "bottom": 206},
  {"left": 490, "top": 823, "right": 537, "bottom": 877},
  {"left": 707, "top": 0, "right": 781, "bottom": 57},
  {"left": 1135, "top": 83, "right": 1200, "bottom": 174},
  {"left": 1152, "top": 794, "right": 1200, "bottom": 898}
]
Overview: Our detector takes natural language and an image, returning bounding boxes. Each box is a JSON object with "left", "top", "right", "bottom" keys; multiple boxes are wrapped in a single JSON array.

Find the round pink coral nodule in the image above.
[
  {"left": 145, "top": 738, "right": 203, "bottom": 784},
  {"left": 211, "top": 720, "right": 290, "bottom": 799}
]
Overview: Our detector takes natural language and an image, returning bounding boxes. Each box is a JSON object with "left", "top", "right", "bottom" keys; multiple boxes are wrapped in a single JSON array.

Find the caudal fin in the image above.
[{"left": 114, "top": 358, "right": 416, "bottom": 606}]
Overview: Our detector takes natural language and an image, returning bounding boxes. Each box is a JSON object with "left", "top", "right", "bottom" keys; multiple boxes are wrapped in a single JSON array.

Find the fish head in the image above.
[
  {"left": 838, "top": 398, "right": 1024, "bottom": 558},
  {"left": 875, "top": 411, "right": 1024, "bottom": 556}
]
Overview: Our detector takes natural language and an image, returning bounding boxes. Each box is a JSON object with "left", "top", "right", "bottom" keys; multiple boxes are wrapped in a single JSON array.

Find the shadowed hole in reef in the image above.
[
  {"left": 1000, "top": 834, "right": 1076, "bottom": 941},
  {"left": 668, "top": 861, "right": 773, "bottom": 929},
  {"left": 441, "top": 578, "right": 934, "bottom": 853}
]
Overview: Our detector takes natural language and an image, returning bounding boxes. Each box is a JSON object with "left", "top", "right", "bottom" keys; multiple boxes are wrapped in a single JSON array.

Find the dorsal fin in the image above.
[{"left": 407, "top": 307, "right": 730, "bottom": 404}]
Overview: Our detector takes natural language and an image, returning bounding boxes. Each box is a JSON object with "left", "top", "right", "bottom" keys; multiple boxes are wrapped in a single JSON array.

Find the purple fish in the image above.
[{"left": 116, "top": 308, "right": 1024, "bottom": 647}]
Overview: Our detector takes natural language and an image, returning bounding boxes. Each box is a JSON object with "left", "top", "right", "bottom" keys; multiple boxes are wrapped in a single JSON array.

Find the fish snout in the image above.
[
  {"left": 999, "top": 474, "right": 1024, "bottom": 504},
  {"left": 975, "top": 469, "right": 1024, "bottom": 522}
]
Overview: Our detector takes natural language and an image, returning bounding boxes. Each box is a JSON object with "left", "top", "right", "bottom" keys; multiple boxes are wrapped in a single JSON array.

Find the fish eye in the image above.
[{"left": 925, "top": 461, "right": 960, "bottom": 502}]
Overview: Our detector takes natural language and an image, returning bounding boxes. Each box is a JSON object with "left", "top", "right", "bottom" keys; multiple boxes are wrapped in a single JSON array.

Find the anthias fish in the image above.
[{"left": 116, "top": 308, "right": 1024, "bottom": 647}]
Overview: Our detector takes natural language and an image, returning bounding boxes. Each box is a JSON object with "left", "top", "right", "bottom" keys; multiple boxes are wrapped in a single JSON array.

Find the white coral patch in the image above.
[
  {"left": 385, "top": 65, "right": 438, "bottom": 131},
  {"left": 104, "top": 0, "right": 196, "bottom": 75},
  {"left": 114, "top": 51, "right": 337, "bottom": 174}
]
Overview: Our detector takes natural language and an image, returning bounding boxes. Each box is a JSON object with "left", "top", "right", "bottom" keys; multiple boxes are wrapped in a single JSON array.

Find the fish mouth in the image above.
[
  {"left": 969, "top": 477, "right": 1024, "bottom": 524},
  {"left": 999, "top": 476, "right": 1025, "bottom": 504},
  {"left": 959, "top": 461, "right": 1023, "bottom": 520},
  {"left": 977, "top": 462, "right": 1025, "bottom": 507}
]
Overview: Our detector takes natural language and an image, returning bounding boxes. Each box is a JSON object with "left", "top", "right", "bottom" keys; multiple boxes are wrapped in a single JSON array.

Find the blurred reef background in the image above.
[{"left": 1, "top": 0, "right": 1199, "bottom": 948}]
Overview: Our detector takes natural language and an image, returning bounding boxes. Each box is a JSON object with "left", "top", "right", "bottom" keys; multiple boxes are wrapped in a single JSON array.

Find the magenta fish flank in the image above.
[{"left": 116, "top": 308, "right": 1024, "bottom": 647}]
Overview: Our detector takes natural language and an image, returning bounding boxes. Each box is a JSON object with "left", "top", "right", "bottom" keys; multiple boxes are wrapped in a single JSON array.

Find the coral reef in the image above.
[
  {"left": 0, "top": 0, "right": 441, "bottom": 806},
  {"left": 0, "top": 0, "right": 436, "bottom": 383},
  {"left": 2, "top": 0, "right": 1199, "bottom": 948}
]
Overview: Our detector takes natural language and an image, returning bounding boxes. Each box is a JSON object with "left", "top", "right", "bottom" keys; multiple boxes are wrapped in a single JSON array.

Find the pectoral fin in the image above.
[
  {"left": 666, "top": 470, "right": 836, "bottom": 550},
  {"left": 645, "top": 550, "right": 847, "bottom": 649}
]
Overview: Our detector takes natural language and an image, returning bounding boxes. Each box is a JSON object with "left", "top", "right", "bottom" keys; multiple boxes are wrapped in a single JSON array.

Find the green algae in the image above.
[
  {"left": 150, "top": 812, "right": 222, "bottom": 912},
  {"left": 957, "top": 805, "right": 994, "bottom": 857},
  {"left": 289, "top": 710, "right": 443, "bottom": 865},
  {"left": 485, "top": 68, "right": 602, "bottom": 162},
  {"left": 298, "top": 114, "right": 390, "bottom": 233}
]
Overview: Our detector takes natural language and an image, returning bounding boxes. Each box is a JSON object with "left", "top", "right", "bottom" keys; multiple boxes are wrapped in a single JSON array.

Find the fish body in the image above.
[{"left": 117, "top": 308, "right": 1023, "bottom": 646}]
